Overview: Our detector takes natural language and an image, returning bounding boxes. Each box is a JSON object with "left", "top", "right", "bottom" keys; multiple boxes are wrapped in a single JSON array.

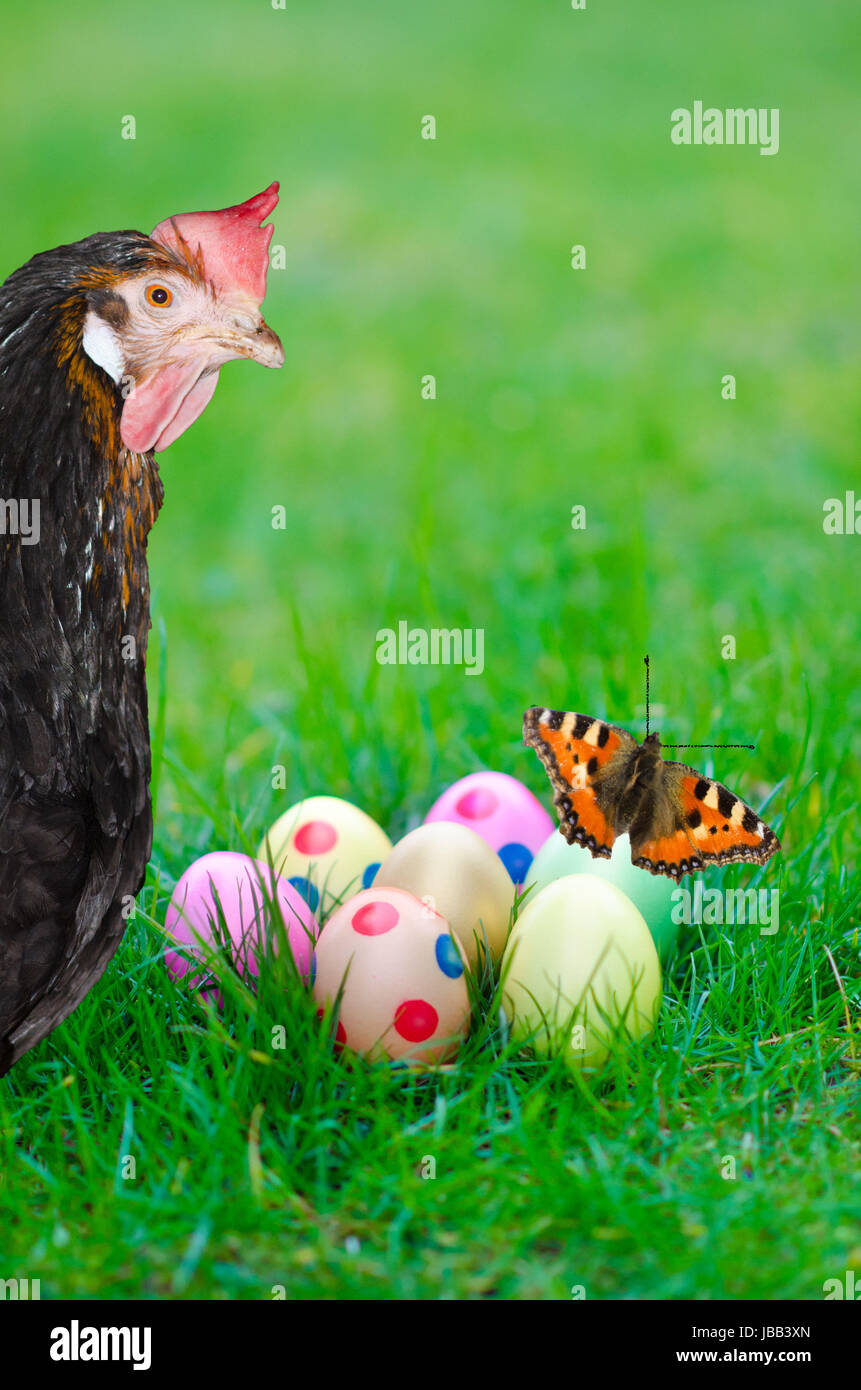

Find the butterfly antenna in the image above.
[
  {"left": 644, "top": 654, "right": 650, "bottom": 737},
  {"left": 641, "top": 652, "right": 754, "bottom": 749}
]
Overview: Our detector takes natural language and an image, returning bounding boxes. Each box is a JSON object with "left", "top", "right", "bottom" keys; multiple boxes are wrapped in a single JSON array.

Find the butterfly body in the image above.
[{"left": 523, "top": 708, "right": 780, "bottom": 881}]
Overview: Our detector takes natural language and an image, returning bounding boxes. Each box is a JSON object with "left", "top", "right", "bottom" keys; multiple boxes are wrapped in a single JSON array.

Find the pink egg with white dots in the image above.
[
  {"left": 312, "top": 887, "right": 470, "bottom": 1065},
  {"left": 164, "top": 851, "right": 316, "bottom": 1004},
  {"left": 424, "top": 771, "right": 554, "bottom": 886}
]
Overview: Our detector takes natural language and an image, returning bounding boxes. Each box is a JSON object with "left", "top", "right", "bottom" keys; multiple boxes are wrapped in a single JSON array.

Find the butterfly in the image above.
[{"left": 523, "top": 707, "right": 780, "bottom": 881}]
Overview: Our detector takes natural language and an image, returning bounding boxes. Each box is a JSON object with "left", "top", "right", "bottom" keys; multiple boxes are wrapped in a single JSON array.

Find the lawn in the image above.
[{"left": 0, "top": 0, "right": 859, "bottom": 1300}]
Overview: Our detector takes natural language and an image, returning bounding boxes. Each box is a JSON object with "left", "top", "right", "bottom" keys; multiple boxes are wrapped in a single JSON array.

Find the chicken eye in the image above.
[{"left": 145, "top": 284, "right": 173, "bottom": 307}]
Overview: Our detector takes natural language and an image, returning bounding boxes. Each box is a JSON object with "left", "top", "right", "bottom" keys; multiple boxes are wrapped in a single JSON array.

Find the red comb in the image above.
[{"left": 151, "top": 182, "right": 279, "bottom": 303}]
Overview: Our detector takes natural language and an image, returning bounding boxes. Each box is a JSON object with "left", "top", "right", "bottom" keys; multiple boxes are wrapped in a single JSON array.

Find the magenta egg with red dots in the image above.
[
  {"left": 311, "top": 887, "right": 470, "bottom": 1065},
  {"left": 424, "top": 771, "right": 554, "bottom": 886},
  {"left": 164, "top": 851, "right": 317, "bottom": 1004}
]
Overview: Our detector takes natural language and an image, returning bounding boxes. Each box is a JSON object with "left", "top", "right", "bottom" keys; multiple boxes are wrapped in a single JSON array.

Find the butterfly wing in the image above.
[
  {"left": 671, "top": 763, "right": 780, "bottom": 868},
  {"left": 629, "top": 759, "right": 781, "bottom": 879},
  {"left": 523, "top": 707, "right": 639, "bottom": 858}
]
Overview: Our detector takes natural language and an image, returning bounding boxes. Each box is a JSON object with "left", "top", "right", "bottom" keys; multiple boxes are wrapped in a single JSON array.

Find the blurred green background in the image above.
[
  {"left": 2, "top": 0, "right": 858, "bottom": 850},
  {"left": 1, "top": 0, "right": 859, "bottom": 1301}
]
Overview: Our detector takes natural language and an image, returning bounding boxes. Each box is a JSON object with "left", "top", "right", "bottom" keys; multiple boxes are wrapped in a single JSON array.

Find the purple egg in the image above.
[
  {"left": 424, "top": 771, "right": 555, "bottom": 886},
  {"left": 164, "top": 851, "right": 316, "bottom": 1003}
]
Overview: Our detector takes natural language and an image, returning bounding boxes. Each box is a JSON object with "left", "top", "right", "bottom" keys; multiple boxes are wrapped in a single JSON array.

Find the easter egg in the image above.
[
  {"left": 164, "top": 851, "right": 316, "bottom": 1000},
  {"left": 503, "top": 875, "right": 661, "bottom": 1070},
  {"left": 312, "top": 887, "right": 470, "bottom": 1065},
  {"left": 259, "top": 795, "right": 392, "bottom": 919},
  {"left": 524, "top": 830, "right": 680, "bottom": 958},
  {"left": 424, "top": 770, "right": 554, "bottom": 885},
  {"left": 375, "top": 822, "right": 515, "bottom": 967}
]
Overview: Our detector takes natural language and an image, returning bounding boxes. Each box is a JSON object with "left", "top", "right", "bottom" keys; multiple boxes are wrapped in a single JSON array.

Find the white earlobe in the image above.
[{"left": 82, "top": 312, "right": 125, "bottom": 384}]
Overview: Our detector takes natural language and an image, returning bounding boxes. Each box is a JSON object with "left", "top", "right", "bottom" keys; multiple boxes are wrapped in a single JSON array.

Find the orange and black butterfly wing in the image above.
[
  {"left": 627, "top": 812, "right": 702, "bottom": 880},
  {"left": 670, "top": 763, "right": 780, "bottom": 869},
  {"left": 523, "top": 707, "right": 638, "bottom": 859},
  {"left": 629, "top": 760, "right": 780, "bottom": 879}
]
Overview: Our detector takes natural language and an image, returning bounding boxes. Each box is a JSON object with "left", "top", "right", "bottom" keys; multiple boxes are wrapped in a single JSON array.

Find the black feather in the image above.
[{"left": 0, "top": 230, "right": 164, "bottom": 1071}]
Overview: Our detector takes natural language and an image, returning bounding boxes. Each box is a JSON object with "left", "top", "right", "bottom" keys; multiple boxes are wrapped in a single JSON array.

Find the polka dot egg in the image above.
[
  {"left": 424, "top": 770, "right": 554, "bottom": 885},
  {"left": 259, "top": 795, "right": 392, "bottom": 919},
  {"left": 312, "top": 887, "right": 470, "bottom": 1065},
  {"left": 375, "top": 821, "right": 515, "bottom": 967}
]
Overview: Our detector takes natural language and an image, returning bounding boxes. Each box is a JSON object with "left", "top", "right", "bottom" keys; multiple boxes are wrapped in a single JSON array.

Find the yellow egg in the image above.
[
  {"left": 502, "top": 875, "right": 661, "bottom": 1070},
  {"left": 259, "top": 795, "right": 392, "bottom": 919},
  {"left": 525, "top": 831, "right": 680, "bottom": 959},
  {"left": 374, "top": 822, "right": 516, "bottom": 968}
]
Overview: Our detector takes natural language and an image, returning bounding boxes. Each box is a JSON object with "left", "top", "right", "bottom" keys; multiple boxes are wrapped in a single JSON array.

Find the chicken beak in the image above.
[
  {"left": 247, "top": 320, "right": 284, "bottom": 369},
  {"left": 212, "top": 311, "right": 285, "bottom": 369},
  {"left": 119, "top": 293, "right": 283, "bottom": 453},
  {"left": 120, "top": 311, "right": 285, "bottom": 454}
]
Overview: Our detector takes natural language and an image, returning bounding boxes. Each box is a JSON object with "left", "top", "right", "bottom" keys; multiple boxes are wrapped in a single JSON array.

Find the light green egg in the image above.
[
  {"left": 503, "top": 875, "right": 662, "bottom": 1071},
  {"left": 524, "top": 830, "right": 680, "bottom": 959}
]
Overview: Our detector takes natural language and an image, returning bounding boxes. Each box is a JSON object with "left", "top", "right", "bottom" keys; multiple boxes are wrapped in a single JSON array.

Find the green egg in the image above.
[
  {"left": 524, "top": 830, "right": 680, "bottom": 959},
  {"left": 503, "top": 875, "right": 662, "bottom": 1071}
]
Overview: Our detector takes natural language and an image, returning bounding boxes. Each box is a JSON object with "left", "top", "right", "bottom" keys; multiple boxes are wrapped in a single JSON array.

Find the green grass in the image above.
[{"left": 1, "top": 0, "right": 860, "bottom": 1300}]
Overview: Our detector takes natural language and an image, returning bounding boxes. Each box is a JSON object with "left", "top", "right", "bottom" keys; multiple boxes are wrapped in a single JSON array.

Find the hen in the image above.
[{"left": 0, "top": 184, "right": 283, "bottom": 1073}]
